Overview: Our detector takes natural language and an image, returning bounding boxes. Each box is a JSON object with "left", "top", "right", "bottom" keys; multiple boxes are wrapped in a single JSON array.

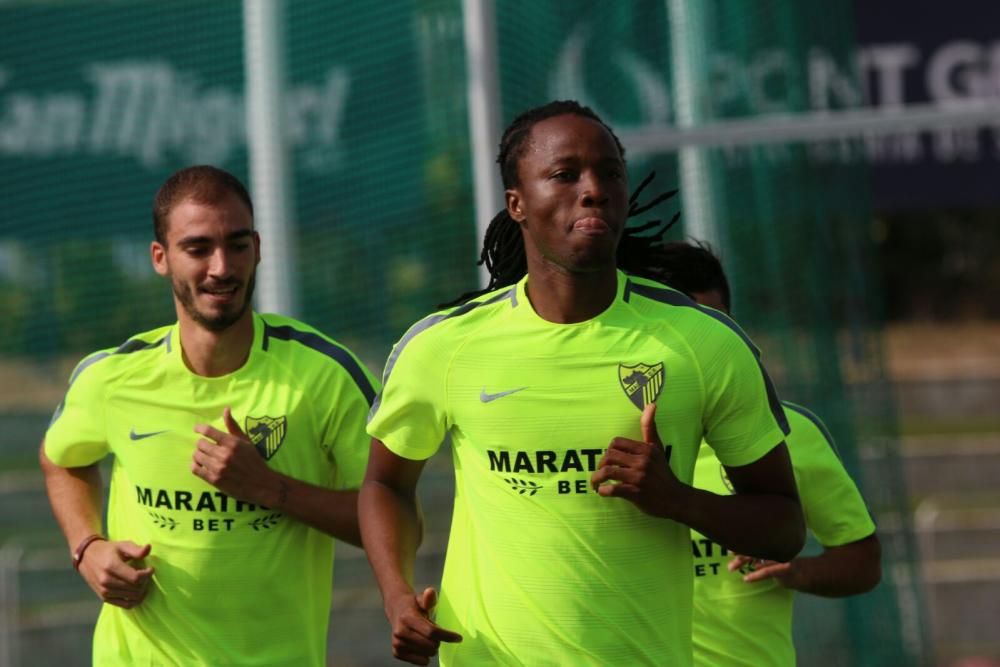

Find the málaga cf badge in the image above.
[
  {"left": 618, "top": 362, "right": 665, "bottom": 411},
  {"left": 245, "top": 415, "right": 288, "bottom": 460}
]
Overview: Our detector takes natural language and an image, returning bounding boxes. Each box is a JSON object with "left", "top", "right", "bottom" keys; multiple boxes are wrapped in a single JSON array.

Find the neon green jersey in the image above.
[
  {"left": 367, "top": 271, "right": 788, "bottom": 666},
  {"left": 45, "top": 313, "right": 378, "bottom": 667},
  {"left": 690, "top": 401, "right": 876, "bottom": 667}
]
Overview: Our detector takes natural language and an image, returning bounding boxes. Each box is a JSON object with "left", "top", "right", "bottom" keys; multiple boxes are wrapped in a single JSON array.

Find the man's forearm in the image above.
[
  {"left": 784, "top": 534, "right": 882, "bottom": 596},
  {"left": 359, "top": 479, "right": 423, "bottom": 607},
  {"left": 260, "top": 473, "right": 363, "bottom": 547},
  {"left": 42, "top": 444, "right": 156, "bottom": 607},
  {"left": 39, "top": 446, "right": 105, "bottom": 550},
  {"left": 673, "top": 485, "right": 805, "bottom": 562}
]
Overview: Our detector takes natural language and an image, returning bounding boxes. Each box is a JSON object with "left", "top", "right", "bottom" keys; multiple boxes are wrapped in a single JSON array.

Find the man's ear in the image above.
[
  {"left": 505, "top": 189, "right": 525, "bottom": 224},
  {"left": 151, "top": 241, "right": 169, "bottom": 276},
  {"left": 253, "top": 231, "right": 261, "bottom": 266}
]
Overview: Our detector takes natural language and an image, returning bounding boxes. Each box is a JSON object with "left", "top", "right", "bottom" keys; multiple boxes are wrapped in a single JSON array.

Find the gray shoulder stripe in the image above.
[
  {"left": 262, "top": 322, "right": 377, "bottom": 406},
  {"left": 49, "top": 401, "right": 66, "bottom": 427},
  {"left": 54, "top": 351, "right": 111, "bottom": 425},
  {"left": 66, "top": 351, "right": 111, "bottom": 387},
  {"left": 67, "top": 335, "right": 167, "bottom": 386},
  {"left": 53, "top": 334, "right": 167, "bottom": 427},
  {"left": 626, "top": 280, "right": 790, "bottom": 436},
  {"left": 782, "top": 401, "right": 840, "bottom": 457},
  {"left": 369, "top": 287, "right": 516, "bottom": 419}
]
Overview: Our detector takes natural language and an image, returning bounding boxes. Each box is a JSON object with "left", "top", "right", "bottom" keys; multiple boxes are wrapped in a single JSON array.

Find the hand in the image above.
[
  {"left": 385, "top": 586, "right": 462, "bottom": 665},
  {"left": 728, "top": 554, "right": 798, "bottom": 588},
  {"left": 192, "top": 407, "right": 278, "bottom": 506},
  {"left": 590, "top": 403, "right": 679, "bottom": 517},
  {"left": 78, "top": 540, "right": 155, "bottom": 609}
]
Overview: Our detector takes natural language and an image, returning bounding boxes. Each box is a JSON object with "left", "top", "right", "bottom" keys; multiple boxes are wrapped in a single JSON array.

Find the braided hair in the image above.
[
  {"left": 443, "top": 100, "right": 680, "bottom": 307},
  {"left": 648, "top": 240, "right": 732, "bottom": 313}
]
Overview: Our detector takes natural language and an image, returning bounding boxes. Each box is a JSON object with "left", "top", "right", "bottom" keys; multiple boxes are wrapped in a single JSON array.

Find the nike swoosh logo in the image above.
[
  {"left": 480, "top": 387, "right": 528, "bottom": 403},
  {"left": 129, "top": 428, "right": 170, "bottom": 441}
]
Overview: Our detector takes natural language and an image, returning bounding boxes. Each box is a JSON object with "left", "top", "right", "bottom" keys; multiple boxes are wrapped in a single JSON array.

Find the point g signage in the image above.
[{"left": 547, "top": 9, "right": 1000, "bottom": 207}]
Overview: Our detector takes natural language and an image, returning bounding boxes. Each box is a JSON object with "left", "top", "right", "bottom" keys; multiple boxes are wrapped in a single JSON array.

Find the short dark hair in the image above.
[
  {"left": 655, "top": 241, "right": 732, "bottom": 312},
  {"left": 152, "top": 165, "right": 253, "bottom": 244}
]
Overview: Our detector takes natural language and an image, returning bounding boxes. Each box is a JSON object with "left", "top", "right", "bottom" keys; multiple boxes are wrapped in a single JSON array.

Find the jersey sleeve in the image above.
[
  {"left": 366, "top": 318, "right": 450, "bottom": 461},
  {"left": 322, "top": 355, "right": 381, "bottom": 491},
  {"left": 700, "top": 317, "right": 787, "bottom": 468},
  {"left": 785, "top": 406, "right": 876, "bottom": 547},
  {"left": 44, "top": 351, "right": 111, "bottom": 467}
]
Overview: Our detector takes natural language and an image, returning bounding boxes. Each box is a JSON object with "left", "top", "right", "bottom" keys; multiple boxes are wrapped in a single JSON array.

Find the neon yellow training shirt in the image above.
[
  {"left": 45, "top": 313, "right": 378, "bottom": 667},
  {"left": 690, "top": 401, "right": 876, "bottom": 667},
  {"left": 367, "top": 271, "right": 789, "bottom": 666}
]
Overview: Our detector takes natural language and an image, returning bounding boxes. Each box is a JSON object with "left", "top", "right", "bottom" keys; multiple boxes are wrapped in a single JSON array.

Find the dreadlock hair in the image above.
[
  {"left": 441, "top": 100, "right": 680, "bottom": 308},
  {"left": 651, "top": 240, "right": 732, "bottom": 313}
]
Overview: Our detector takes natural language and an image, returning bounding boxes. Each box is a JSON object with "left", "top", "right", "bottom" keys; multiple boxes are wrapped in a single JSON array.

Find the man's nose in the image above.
[
  {"left": 580, "top": 171, "right": 609, "bottom": 207},
  {"left": 208, "top": 248, "right": 234, "bottom": 277}
]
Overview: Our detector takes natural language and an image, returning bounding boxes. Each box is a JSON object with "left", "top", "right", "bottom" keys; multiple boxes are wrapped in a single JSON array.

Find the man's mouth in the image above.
[
  {"left": 572, "top": 217, "right": 611, "bottom": 235},
  {"left": 200, "top": 284, "right": 240, "bottom": 300}
]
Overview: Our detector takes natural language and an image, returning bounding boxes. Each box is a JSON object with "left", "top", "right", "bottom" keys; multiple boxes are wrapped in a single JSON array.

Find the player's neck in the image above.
[
  {"left": 176, "top": 310, "right": 255, "bottom": 377},
  {"left": 524, "top": 261, "right": 618, "bottom": 324}
]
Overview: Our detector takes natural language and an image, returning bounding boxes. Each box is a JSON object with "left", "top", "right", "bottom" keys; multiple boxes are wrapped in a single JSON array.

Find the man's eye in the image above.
[
  {"left": 186, "top": 246, "right": 210, "bottom": 257},
  {"left": 552, "top": 170, "right": 577, "bottom": 182}
]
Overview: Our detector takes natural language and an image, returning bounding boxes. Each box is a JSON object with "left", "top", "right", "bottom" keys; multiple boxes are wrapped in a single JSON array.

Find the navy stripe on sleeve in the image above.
[
  {"left": 782, "top": 401, "right": 840, "bottom": 456},
  {"left": 262, "top": 322, "right": 377, "bottom": 406},
  {"left": 625, "top": 279, "right": 790, "bottom": 437}
]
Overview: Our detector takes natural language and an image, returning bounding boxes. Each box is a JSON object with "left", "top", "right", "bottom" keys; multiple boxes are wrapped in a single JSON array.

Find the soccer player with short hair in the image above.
[
  {"left": 360, "top": 100, "right": 805, "bottom": 666},
  {"left": 40, "top": 165, "right": 378, "bottom": 666},
  {"left": 655, "top": 240, "right": 881, "bottom": 667}
]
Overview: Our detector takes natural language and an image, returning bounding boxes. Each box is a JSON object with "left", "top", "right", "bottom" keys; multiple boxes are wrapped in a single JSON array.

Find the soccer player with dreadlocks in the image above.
[{"left": 360, "top": 100, "right": 805, "bottom": 666}]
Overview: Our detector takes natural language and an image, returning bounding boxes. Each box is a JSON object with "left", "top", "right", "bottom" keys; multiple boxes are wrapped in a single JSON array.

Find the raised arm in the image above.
[
  {"left": 592, "top": 404, "right": 805, "bottom": 562},
  {"left": 39, "top": 443, "right": 154, "bottom": 608},
  {"left": 360, "top": 438, "right": 461, "bottom": 665}
]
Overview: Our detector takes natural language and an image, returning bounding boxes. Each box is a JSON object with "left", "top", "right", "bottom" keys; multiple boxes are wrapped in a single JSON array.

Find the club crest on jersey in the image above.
[
  {"left": 245, "top": 415, "right": 288, "bottom": 460},
  {"left": 618, "top": 362, "right": 665, "bottom": 411}
]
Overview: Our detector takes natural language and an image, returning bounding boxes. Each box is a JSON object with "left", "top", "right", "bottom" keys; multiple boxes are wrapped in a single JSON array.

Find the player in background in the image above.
[
  {"left": 39, "top": 166, "right": 378, "bottom": 666},
  {"left": 654, "top": 240, "right": 881, "bottom": 667},
  {"left": 360, "top": 100, "right": 805, "bottom": 666}
]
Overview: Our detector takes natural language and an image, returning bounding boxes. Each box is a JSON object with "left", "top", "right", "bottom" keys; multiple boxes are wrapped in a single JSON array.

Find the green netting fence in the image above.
[{"left": 0, "top": 1, "right": 927, "bottom": 665}]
